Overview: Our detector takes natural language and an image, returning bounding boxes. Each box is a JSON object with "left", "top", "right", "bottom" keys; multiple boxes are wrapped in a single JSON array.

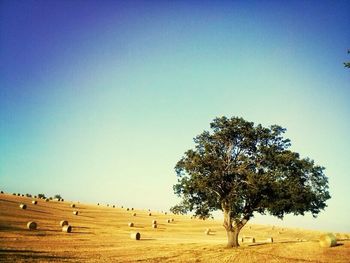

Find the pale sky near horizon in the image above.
[{"left": 1, "top": 1, "right": 349, "bottom": 232}]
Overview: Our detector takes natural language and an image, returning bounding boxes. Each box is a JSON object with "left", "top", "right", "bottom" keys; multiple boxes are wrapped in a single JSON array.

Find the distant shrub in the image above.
[
  {"left": 38, "top": 194, "right": 46, "bottom": 199},
  {"left": 54, "top": 194, "right": 62, "bottom": 199}
]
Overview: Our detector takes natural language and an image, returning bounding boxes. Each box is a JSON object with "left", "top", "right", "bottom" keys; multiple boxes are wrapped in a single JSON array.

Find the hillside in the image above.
[{"left": 0, "top": 193, "right": 349, "bottom": 262}]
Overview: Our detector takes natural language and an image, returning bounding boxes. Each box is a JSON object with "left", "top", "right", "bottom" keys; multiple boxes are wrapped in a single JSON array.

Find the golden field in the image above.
[{"left": 0, "top": 193, "right": 349, "bottom": 262}]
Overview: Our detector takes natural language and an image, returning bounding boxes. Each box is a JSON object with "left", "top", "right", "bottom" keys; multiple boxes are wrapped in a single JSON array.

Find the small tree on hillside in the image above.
[
  {"left": 172, "top": 116, "right": 330, "bottom": 248},
  {"left": 54, "top": 194, "right": 62, "bottom": 200}
]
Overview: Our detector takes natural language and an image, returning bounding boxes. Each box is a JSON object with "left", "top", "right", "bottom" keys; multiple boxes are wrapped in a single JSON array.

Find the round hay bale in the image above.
[
  {"left": 166, "top": 219, "right": 171, "bottom": 223},
  {"left": 61, "top": 199, "right": 64, "bottom": 202},
  {"left": 205, "top": 228, "right": 211, "bottom": 235},
  {"left": 267, "top": 237, "right": 273, "bottom": 243},
  {"left": 97, "top": 203, "right": 100, "bottom": 206},
  {"left": 133, "top": 213, "right": 136, "bottom": 216},
  {"left": 131, "top": 208, "right": 134, "bottom": 211},
  {"left": 152, "top": 224, "right": 157, "bottom": 228},
  {"left": 60, "top": 220, "right": 69, "bottom": 227},
  {"left": 164, "top": 212, "right": 167, "bottom": 215},
  {"left": 71, "top": 204, "right": 75, "bottom": 208},
  {"left": 32, "top": 200, "right": 37, "bottom": 205},
  {"left": 19, "top": 204, "right": 27, "bottom": 209},
  {"left": 171, "top": 218, "right": 174, "bottom": 222},
  {"left": 126, "top": 208, "right": 129, "bottom": 211},
  {"left": 319, "top": 233, "right": 337, "bottom": 247},
  {"left": 130, "top": 232, "right": 140, "bottom": 240},
  {"left": 148, "top": 213, "right": 152, "bottom": 216},
  {"left": 152, "top": 220, "right": 157, "bottom": 224},
  {"left": 73, "top": 211, "right": 78, "bottom": 215},
  {"left": 128, "top": 222, "right": 134, "bottom": 227},
  {"left": 112, "top": 205, "right": 115, "bottom": 208},
  {"left": 17, "top": 193, "right": 20, "bottom": 196},
  {"left": 27, "top": 221, "right": 37, "bottom": 230},
  {"left": 62, "top": 225, "right": 72, "bottom": 233}
]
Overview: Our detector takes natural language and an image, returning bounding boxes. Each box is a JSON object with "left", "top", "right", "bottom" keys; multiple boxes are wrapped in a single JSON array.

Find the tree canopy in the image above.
[{"left": 172, "top": 116, "right": 330, "bottom": 247}]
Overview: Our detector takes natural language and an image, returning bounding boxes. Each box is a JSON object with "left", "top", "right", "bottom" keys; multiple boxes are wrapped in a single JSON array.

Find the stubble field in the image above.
[{"left": 0, "top": 193, "right": 349, "bottom": 262}]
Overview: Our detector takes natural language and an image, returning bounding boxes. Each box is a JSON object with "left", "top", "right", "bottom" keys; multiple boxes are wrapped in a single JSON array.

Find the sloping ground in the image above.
[{"left": 0, "top": 193, "right": 349, "bottom": 262}]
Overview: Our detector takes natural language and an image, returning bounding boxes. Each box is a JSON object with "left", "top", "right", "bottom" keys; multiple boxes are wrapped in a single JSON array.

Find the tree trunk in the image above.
[
  {"left": 223, "top": 208, "right": 247, "bottom": 248},
  {"left": 226, "top": 227, "right": 240, "bottom": 247}
]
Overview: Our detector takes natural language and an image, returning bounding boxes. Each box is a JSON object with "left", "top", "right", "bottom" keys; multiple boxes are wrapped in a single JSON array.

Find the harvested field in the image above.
[{"left": 0, "top": 193, "right": 349, "bottom": 262}]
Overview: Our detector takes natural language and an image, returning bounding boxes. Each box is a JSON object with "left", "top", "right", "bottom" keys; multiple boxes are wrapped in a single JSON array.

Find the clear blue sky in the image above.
[{"left": 1, "top": 1, "right": 349, "bottom": 232}]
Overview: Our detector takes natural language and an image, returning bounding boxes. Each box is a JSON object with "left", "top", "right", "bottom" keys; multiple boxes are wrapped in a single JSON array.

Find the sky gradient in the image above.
[{"left": 1, "top": 1, "right": 349, "bottom": 232}]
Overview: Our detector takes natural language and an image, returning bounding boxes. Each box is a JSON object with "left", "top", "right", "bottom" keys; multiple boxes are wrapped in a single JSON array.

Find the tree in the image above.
[
  {"left": 172, "top": 116, "right": 330, "bottom": 248},
  {"left": 38, "top": 193, "right": 46, "bottom": 199},
  {"left": 54, "top": 194, "right": 62, "bottom": 200}
]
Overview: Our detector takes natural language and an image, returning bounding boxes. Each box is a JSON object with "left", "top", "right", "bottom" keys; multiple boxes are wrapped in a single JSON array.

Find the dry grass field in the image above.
[{"left": 0, "top": 193, "right": 349, "bottom": 262}]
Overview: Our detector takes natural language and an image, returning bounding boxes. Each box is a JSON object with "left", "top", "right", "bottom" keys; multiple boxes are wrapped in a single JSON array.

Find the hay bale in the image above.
[
  {"left": 19, "top": 204, "right": 27, "bottom": 209},
  {"left": 131, "top": 208, "right": 134, "bottom": 210},
  {"left": 97, "top": 203, "right": 100, "bottom": 206},
  {"left": 130, "top": 232, "right": 140, "bottom": 240},
  {"left": 205, "top": 228, "right": 211, "bottom": 235},
  {"left": 17, "top": 193, "right": 20, "bottom": 196},
  {"left": 71, "top": 204, "right": 75, "bottom": 208},
  {"left": 62, "top": 225, "right": 72, "bottom": 233},
  {"left": 152, "top": 224, "right": 157, "bottom": 228},
  {"left": 133, "top": 213, "right": 136, "bottom": 216},
  {"left": 60, "top": 220, "right": 69, "bottom": 227},
  {"left": 126, "top": 208, "right": 129, "bottom": 211},
  {"left": 61, "top": 199, "right": 64, "bottom": 202},
  {"left": 171, "top": 218, "right": 174, "bottom": 222},
  {"left": 148, "top": 213, "right": 152, "bottom": 216},
  {"left": 166, "top": 219, "right": 171, "bottom": 223},
  {"left": 27, "top": 221, "right": 37, "bottom": 230},
  {"left": 319, "top": 233, "right": 337, "bottom": 247},
  {"left": 73, "top": 211, "right": 78, "bottom": 215},
  {"left": 128, "top": 222, "right": 134, "bottom": 227},
  {"left": 164, "top": 212, "right": 167, "bottom": 215},
  {"left": 45, "top": 198, "right": 49, "bottom": 202},
  {"left": 112, "top": 205, "right": 115, "bottom": 208},
  {"left": 152, "top": 220, "right": 157, "bottom": 224},
  {"left": 31, "top": 200, "right": 37, "bottom": 205}
]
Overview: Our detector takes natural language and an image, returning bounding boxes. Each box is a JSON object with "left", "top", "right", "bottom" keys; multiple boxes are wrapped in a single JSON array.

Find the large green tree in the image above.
[{"left": 172, "top": 117, "right": 330, "bottom": 248}]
